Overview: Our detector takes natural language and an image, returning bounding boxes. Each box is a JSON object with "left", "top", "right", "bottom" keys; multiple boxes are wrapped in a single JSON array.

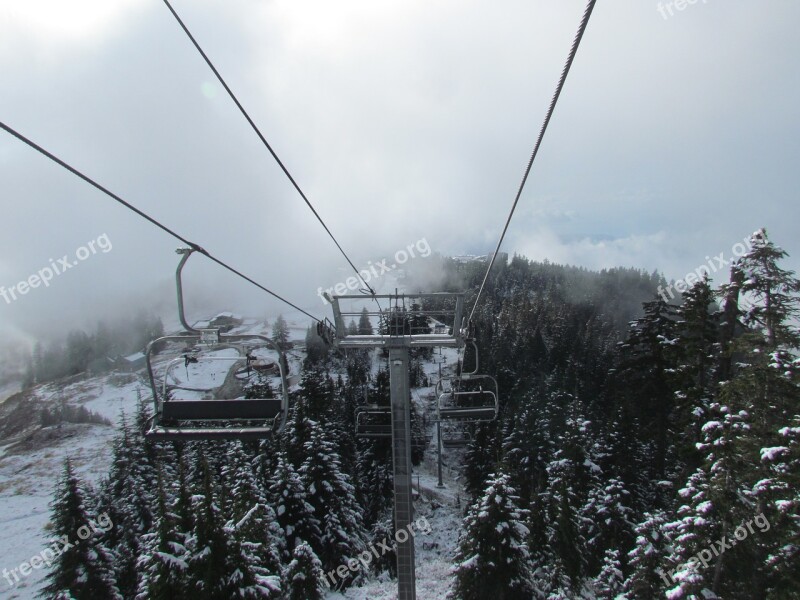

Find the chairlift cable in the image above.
[
  {"left": 161, "top": 0, "right": 378, "bottom": 300},
  {"left": 467, "top": 0, "right": 597, "bottom": 325},
  {"left": 0, "top": 120, "right": 322, "bottom": 323}
]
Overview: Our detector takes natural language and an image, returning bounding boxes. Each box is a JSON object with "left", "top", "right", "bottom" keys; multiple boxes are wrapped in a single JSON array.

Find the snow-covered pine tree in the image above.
[
  {"left": 98, "top": 412, "right": 155, "bottom": 598},
  {"left": 672, "top": 275, "right": 719, "bottom": 475},
  {"left": 328, "top": 381, "right": 359, "bottom": 478},
  {"left": 186, "top": 457, "right": 268, "bottom": 599},
  {"left": 501, "top": 399, "right": 551, "bottom": 506},
  {"left": 297, "top": 365, "right": 335, "bottom": 421},
  {"left": 281, "top": 366, "right": 336, "bottom": 467},
  {"left": 271, "top": 315, "right": 290, "bottom": 351},
  {"left": 580, "top": 476, "right": 635, "bottom": 577},
  {"left": 280, "top": 399, "right": 313, "bottom": 470},
  {"left": 759, "top": 417, "right": 800, "bottom": 596},
  {"left": 593, "top": 548, "right": 624, "bottom": 599},
  {"left": 538, "top": 400, "right": 593, "bottom": 588},
  {"left": 299, "top": 421, "right": 368, "bottom": 585},
  {"left": 614, "top": 296, "right": 679, "bottom": 482},
  {"left": 174, "top": 450, "right": 195, "bottom": 535},
  {"left": 715, "top": 229, "right": 800, "bottom": 596},
  {"left": 463, "top": 423, "right": 500, "bottom": 498},
  {"left": 40, "top": 459, "right": 121, "bottom": 600},
  {"left": 135, "top": 468, "right": 190, "bottom": 600},
  {"left": 737, "top": 229, "right": 800, "bottom": 350},
  {"left": 223, "top": 443, "right": 284, "bottom": 594},
  {"left": 355, "top": 439, "right": 394, "bottom": 528},
  {"left": 662, "top": 404, "right": 754, "bottom": 598},
  {"left": 623, "top": 510, "right": 671, "bottom": 599},
  {"left": 268, "top": 451, "right": 322, "bottom": 561},
  {"left": 450, "top": 472, "right": 534, "bottom": 600},
  {"left": 368, "top": 514, "right": 397, "bottom": 577},
  {"left": 281, "top": 541, "right": 325, "bottom": 600}
]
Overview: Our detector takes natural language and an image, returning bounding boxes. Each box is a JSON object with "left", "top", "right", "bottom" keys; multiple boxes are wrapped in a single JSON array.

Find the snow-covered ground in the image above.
[
  {"left": 0, "top": 380, "right": 21, "bottom": 405},
  {"left": 0, "top": 312, "right": 467, "bottom": 599},
  {"left": 0, "top": 406, "right": 128, "bottom": 598}
]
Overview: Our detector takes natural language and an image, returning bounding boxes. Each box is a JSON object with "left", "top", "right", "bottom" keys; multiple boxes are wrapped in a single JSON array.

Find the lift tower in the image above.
[{"left": 328, "top": 293, "right": 465, "bottom": 600}]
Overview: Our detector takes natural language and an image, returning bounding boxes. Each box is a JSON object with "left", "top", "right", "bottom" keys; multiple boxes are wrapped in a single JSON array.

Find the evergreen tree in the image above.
[
  {"left": 623, "top": 511, "right": 671, "bottom": 600},
  {"left": 98, "top": 413, "right": 155, "bottom": 598},
  {"left": 187, "top": 457, "right": 268, "bottom": 599},
  {"left": 594, "top": 548, "right": 624, "bottom": 599},
  {"left": 759, "top": 417, "right": 800, "bottom": 597},
  {"left": 223, "top": 444, "right": 284, "bottom": 591},
  {"left": 539, "top": 401, "right": 594, "bottom": 585},
  {"left": 450, "top": 472, "right": 533, "bottom": 600},
  {"left": 355, "top": 440, "right": 394, "bottom": 527},
  {"left": 501, "top": 401, "right": 551, "bottom": 505},
  {"left": 299, "top": 422, "right": 368, "bottom": 583},
  {"left": 672, "top": 276, "right": 719, "bottom": 474},
  {"left": 358, "top": 307, "right": 374, "bottom": 335},
  {"left": 347, "top": 319, "right": 359, "bottom": 336},
  {"left": 40, "top": 459, "right": 121, "bottom": 600},
  {"left": 737, "top": 229, "right": 800, "bottom": 349},
  {"left": 135, "top": 469, "right": 190, "bottom": 600},
  {"left": 304, "top": 326, "right": 329, "bottom": 366},
  {"left": 271, "top": 315, "right": 290, "bottom": 351},
  {"left": 282, "top": 542, "right": 325, "bottom": 600},
  {"left": 296, "top": 366, "right": 334, "bottom": 421},
  {"left": 463, "top": 423, "right": 500, "bottom": 498},
  {"left": 368, "top": 515, "right": 397, "bottom": 577},
  {"left": 663, "top": 404, "right": 756, "bottom": 598},
  {"left": 580, "top": 476, "right": 635, "bottom": 577},
  {"left": 268, "top": 452, "right": 322, "bottom": 560}
]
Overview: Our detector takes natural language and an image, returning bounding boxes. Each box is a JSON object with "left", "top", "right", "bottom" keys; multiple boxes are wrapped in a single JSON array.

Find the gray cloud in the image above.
[{"left": 2, "top": 0, "right": 798, "bottom": 341}]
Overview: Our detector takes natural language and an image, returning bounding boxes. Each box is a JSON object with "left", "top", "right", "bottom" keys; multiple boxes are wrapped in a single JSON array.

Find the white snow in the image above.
[{"left": 760, "top": 447, "right": 789, "bottom": 462}]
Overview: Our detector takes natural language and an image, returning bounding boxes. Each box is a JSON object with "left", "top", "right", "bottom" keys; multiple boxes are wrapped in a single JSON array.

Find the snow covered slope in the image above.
[{"left": 0, "top": 315, "right": 467, "bottom": 599}]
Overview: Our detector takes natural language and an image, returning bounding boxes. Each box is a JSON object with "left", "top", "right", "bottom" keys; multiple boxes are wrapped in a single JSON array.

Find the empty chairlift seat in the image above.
[
  {"left": 441, "top": 430, "right": 472, "bottom": 448},
  {"left": 355, "top": 406, "right": 392, "bottom": 438},
  {"left": 146, "top": 337, "right": 290, "bottom": 441},
  {"left": 161, "top": 398, "right": 284, "bottom": 421},
  {"left": 143, "top": 248, "right": 291, "bottom": 441},
  {"left": 437, "top": 374, "right": 499, "bottom": 423}
]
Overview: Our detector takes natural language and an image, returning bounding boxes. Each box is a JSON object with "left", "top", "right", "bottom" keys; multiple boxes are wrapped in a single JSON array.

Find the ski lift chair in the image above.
[
  {"left": 436, "top": 340, "right": 499, "bottom": 422},
  {"left": 355, "top": 405, "right": 392, "bottom": 438},
  {"left": 146, "top": 334, "right": 289, "bottom": 440},
  {"left": 441, "top": 429, "right": 473, "bottom": 448},
  {"left": 144, "top": 247, "right": 290, "bottom": 441}
]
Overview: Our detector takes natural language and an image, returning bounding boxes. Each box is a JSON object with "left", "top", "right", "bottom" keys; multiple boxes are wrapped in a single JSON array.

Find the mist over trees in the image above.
[
  {"left": 12, "top": 311, "right": 164, "bottom": 388},
  {"left": 453, "top": 229, "right": 799, "bottom": 598},
  {"left": 32, "top": 229, "right": 798, "bottom": 599}
]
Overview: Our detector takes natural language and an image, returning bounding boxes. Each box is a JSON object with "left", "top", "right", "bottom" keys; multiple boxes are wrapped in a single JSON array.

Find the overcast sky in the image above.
[{"left": 1, "top": 0, "right": 798, "bottom": 342}]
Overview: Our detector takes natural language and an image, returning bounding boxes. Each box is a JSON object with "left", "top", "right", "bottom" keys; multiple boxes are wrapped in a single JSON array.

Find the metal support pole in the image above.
[
  {"left": 436, "top": 419, "right": 444, "bottom": 488},
  {"left": 436, "top": 359, "right": 445, "bottom": 488},
  {"left": 389, "top": 343, "right": 416, "bottom": 600}
]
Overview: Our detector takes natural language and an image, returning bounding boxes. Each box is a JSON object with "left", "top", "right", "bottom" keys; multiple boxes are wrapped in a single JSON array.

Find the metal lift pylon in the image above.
[{"left": 326, "top": 292, "right": 465, "bottom": 600}]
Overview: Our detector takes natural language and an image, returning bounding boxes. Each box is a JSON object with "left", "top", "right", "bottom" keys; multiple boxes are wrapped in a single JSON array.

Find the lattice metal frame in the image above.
[{"left": 327, "top": 292, "right": 466, "bottom": 348}]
